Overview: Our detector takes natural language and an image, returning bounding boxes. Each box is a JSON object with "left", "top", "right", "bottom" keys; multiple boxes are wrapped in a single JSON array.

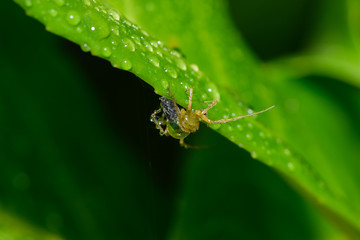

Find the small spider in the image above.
[{"left": 151, "top": 88, "right": 274, "bottom": 148}]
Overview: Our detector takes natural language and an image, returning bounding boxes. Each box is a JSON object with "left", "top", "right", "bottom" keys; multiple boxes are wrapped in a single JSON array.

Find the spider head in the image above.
[{"left": 178, "top": 109, "right": 200, "bottom": 133}]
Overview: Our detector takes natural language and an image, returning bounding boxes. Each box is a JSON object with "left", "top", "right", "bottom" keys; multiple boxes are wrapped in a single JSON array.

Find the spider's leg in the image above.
[
  {"left": 179, "top": 138, "right": 208, "bottom": 149},
  {"left": 179, "top": 138, "right": 192, "bottom": 149},
  {"left": 201, "top": 100, "right": 218, "bottom": 115},
  {"left": 186, "top": 88, "right": 193, "bottom": 111},
  {"left": 199, "top": 105, "right": 275, "bottom": 124},
  {"left": 151, "top": 108, "right": 167, "bottom": 134}
]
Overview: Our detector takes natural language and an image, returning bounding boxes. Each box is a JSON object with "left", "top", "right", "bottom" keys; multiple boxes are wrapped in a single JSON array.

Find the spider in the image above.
[{"left": 151, "top": 88, "right": 274, "bottom": 148}]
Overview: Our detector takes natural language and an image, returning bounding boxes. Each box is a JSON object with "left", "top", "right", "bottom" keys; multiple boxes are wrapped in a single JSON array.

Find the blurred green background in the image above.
[{"left": 2, "top": 0, "right": 359, "bottom": 239}]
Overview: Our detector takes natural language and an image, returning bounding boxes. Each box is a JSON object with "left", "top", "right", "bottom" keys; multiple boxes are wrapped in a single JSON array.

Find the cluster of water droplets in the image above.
[{"left": 22, "top": 0, "right": 222, "bottom": 101}]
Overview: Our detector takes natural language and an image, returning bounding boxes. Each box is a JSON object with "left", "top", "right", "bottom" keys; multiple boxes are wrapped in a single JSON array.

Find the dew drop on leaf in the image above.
[
  {"left": 211, "top": 124, "right": 221, "bottom": 130},
  {"left": 102, "top": 47, "right": 112, "bottom": 57},
  {"left": 287, "top": 162, "right": 295, "bottom": 171},
  {"left": 284, "top": 148, "right": 291, "bottom": 156},
  {"left": 123, "top": 38, "right": 136, "bottom": 52},
  {"left": 66, "top": 11, "right": 81, "bottom": 26},
  {"left": 81, "top": 43, "right": 91, "bottom": 52},
  {"left": 148, "top": 55, "right": 160, "bottom": 67},
  {"left": 143, "top": 41, "right": 153, "bottom": 52},
  {"left": 175, "top": 58, "right": 187, "bottom": 71},
  {"left": 83, "top": 0, "right": 90, "bottom": 6},
  {"left": 190, "top": 64, "right": 199, "bottom": 72},
  {"left": 161, "top": 80, "right": 169, "bottom": 89},
  {"left": 49, "top": 9, "right": 58, "bottom": 17},
  {"left": 246, "top": 133, "right": 253, "bottom": 140},
  {"left": 108, "top": 9, "right": 120, "bottom": 21},
  {"left": 156, "top": 50, "right": 163, "bottom": 58},
  {"left": 120, "top": 59, "right": 132, "bottom": 70},
  {"left": 150, "top": 40, "right": 158, "bottom": 48},
  {"left": 52, "top": 0, "right": 65, "bottom": 7},
  {"left": 164, "top": 65, "right": 177, "bottom": 78},
  {"left": 24, "top": 0, "right": 32, "bottom": 8},
  {"left": 88, "top": 17, "right": 110, "bottom": 40}
]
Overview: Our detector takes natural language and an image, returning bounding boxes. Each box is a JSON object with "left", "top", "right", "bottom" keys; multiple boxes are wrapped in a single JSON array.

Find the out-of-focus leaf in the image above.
[
  {"left": 276, "top": 0, "right": 360, "bottom": 88},
  {"left": 0, "top": 209, "right": 63, "bottom": 240}
]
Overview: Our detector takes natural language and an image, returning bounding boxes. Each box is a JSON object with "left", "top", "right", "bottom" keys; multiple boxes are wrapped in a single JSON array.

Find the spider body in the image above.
[
  {"left": 158, "top": 97, "right": 190, "bottom": 139},
  {"left": 151, "top": 88, "right": 274, "bottom": 148}
]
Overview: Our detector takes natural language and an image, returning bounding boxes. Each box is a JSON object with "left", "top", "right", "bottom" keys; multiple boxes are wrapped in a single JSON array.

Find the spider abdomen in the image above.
[{"left": 179, "top": 110, "right": 200, "bottom": 133}]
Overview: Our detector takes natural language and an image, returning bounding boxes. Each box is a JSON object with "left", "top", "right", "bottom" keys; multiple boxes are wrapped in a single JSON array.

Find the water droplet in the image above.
[
  {"left": 227, "top": 126, "right": 233, "bottom": 131},
  {"left": 120, "top": 59, "right": 132, "bottom": 70},
  {"left": 190, "top": 64, "right": 199, "bottom": 72},
  {"left": 165, "top": 56, "right": 173, "bottom": 63},
  {"left": 49, "top": 9, "right": 58, "bottom": 17},
  {"left": 144, "top": 41, "right": 153, "bottom": 52},
  {"left": 201, "top": 93, "right": 208, "bottom": 100},
  {"left": 246, "top": 133, "right": 253, "bottom": 140},
  {"left": 157, "top": 40, "right": 164, "bottom": 47},
  {"left": 287, "top": 162, "right": 295, "bottom": 171},
  {"left": 161, "top": 80, "right": 169, "bottom": 89},
  {"left": 81, "top": 43, "right": 91, "bottom": 52},
  {"left": 251, "top": 151, "right": 257, "bottom": 158},
  {"left": 230, "top": 135, "right": 235, "bottom": 140},
  {"left": 284, "top": 148, "right": 291, "bottom": 156},
  {"left": 83, "top": 0, "right": 90, "bottom": 6},
  {"left": 89, "top": 20, "right": 110, "bottom": 39},
  {"left": 111, "top": 27, "right": 119, "bottom": 36},
  {"left": 76, "top": 27, "right": 82, "bottom": 33},
  {"left": 259, "top": 132, "right": 265, "bottom": 138},
  {"left": 164, "top": 66, "right": 177, "bottom": 78},
  {"left": 123, "top": 38, "right": 135, "bottom": 52},
  {"left": 247, "top": 109, "right": 254, "bottom": 114},
  {"left": 211, "top": 124, "right": 221, "bottom": 130},
  {"left": 231, "top": 112, "right": 236, "bottom": 117},
  {"left": 53, "top": 0, "right": 65, "bottom": 6},
  {"left": 175, "top": 58, "right": 187, "bottom": 71},
  {"left": 131, "top": 36, "right": 142, "bottom": 46},
  {"left": 66, "top": 11, "right": 81, "bottom": 26},
  {"left": 141, "top": 29, "right": 149, "bottom": 36},
  {"left": 109, "top": 9, "right": 120, "bottom": 21},
  {"left": 102, "top": 47, "right": 112, "bottom": 57},
  {"left": 247, "top": 123, "right": 253, "bottom": 128},
  {"left": 236, "top": 124, "right": 243, "bottom": 130},
  {"left": 238, "top": 143, "right": 243, "bottom": 147},
  {"left": 148, "top": 55, "right": 160, "bottom": 67},
  {"left": 156, "top": 50, "right": 163, "bottom": 57},
  {"left": 150, "top": 40, "right": 158, "bottom": 48},
  {"left": 24, "top": 0, "right": 32, "bottom": 7}
]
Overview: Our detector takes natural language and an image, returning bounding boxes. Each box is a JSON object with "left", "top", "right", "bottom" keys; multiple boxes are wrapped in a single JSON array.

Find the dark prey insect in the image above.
[{"left": 151, "top": 88, "right": 274, "bottom": 148}]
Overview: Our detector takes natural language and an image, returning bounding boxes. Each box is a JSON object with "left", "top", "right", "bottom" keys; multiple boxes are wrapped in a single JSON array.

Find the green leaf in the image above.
[
  {"left": 11, "top": 0, "right": 360, "bottom": 238},
  {"left": 275, "top": 0, "right": 360, "bottom": 88},
  {"left": 0, "top": 209, "right": 63, "bottom": 240}
]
